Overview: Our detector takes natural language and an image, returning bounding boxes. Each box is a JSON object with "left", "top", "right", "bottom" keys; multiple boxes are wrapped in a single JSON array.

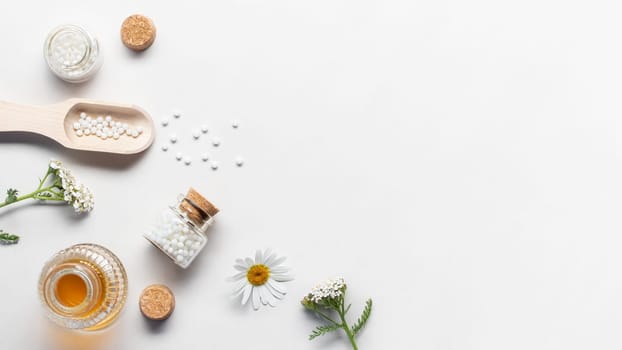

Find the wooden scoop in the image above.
[{"left": 0, "top": 98, "right": 154, "bottom": 154}]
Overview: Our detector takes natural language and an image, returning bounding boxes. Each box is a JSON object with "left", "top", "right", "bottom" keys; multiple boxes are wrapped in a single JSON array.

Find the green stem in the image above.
[
  {"left": 337, "top": 298, "right": 358, "bottom": 350},
  {"left": 0, "top": 184, "right": 63, "bottom": 209},
  {"left": 314, "top": 309, "right": 341, "bottom": 327}
]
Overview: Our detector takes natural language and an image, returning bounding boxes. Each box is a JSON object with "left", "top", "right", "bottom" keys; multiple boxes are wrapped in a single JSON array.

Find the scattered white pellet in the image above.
[
  {"left": 175, "top": 152, "right": 183, "bottom": 161},
  {"left": 201, "top": 125, "right": 208, "bottom": 133},
  {"left": 183, "top": 156, "right": 192, "bottom": 165},
  {"left": 192, "top": 129, "right": 200, "bottom": 139},
  {"left": 201, "top": 153, "right": 209, "bottom": 161},
  {"left": 170, "top": 134, "right": 178, "bottom": 143},
  {"left": 211, "top": 138, "right": 221, "bottom": 147},
  {"left": 162, "top": 144, "right": 169, "bottom": 152},
  {"left": 235, "top": 156, "right": 244, "bottom": 167}
]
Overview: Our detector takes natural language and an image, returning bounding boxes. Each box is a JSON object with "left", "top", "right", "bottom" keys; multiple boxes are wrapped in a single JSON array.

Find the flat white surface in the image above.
[{"left": 2, "top": 0, "right": 622, "bottom": 349}]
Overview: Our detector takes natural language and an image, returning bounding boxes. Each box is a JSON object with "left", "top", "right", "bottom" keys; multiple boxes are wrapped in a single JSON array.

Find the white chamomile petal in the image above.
[
  {"left": 251, "top": 287, "right": 261, "bottom": 310},
  {"left": 245, "top": 257, "right": 255, "bottom": 267},
  {"left": 270, "top": 266, "right": 290, "bottom": 274},
  {"left": 255, "top": 249, "right": 264, "bottom": 264},
  {"left": 271, "top": 273, "right": 294, "bottom": 282},
  {"left": 258, "top": 285, "right": 270, "bottom": 305},
  {"left": 261, "top": 285, "right": 278, "bottom": 306},
  {"left": 266, "top": 293, "right": 278, "bottom": 307},
  {"left": 265, "top": 280, "right": 286, "bottom": 299},
  {"left": 269, "top": 256, "right": 287, "bottom": 268},
  {"left": 268, "top": 279, "right": 287, "bottom": 295},
  {"left": 234, "top": 264, "right": 248, "bottom": 272},
  {"left": 235, "top": 258, "right": 249, "bottom": 268},
  {"left": 241, "top": 284, "right": 252, "bottom": 305},
  {"left": 232, "top": 279, "right": 248, "bottom": 296},
  {"left": 227, "top": 272, "right": 246, "bottom": 281},
  {"left": 263, "top": 252, "right": 278, "bottom": 266}
]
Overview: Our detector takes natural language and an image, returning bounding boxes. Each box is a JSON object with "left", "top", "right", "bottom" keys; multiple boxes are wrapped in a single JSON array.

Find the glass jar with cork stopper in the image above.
[{"left": 144, "top": 188, "right": 219, "bottom": 268}]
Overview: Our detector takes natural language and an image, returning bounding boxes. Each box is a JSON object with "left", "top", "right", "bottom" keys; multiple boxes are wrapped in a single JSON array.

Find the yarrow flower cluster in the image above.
[
  {"left": 305, "top": 277, "right": 346, "bottom": 304},
  {"left": 49, "top": 160, "right": 94, "bottom": 213},
  {"left": 0, "top": 159, "right": 94, "bottom": 215},
  {"left": 302, "top": 277, "right": 372, "bottom": 350}
]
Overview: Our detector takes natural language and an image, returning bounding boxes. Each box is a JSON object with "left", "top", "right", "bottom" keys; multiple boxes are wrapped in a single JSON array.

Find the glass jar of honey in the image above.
[{"left": 38, "top": 243, "right": 128, "bottom": 330}]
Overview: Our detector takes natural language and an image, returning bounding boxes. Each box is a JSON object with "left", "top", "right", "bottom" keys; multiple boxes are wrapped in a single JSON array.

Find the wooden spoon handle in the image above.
[{"left": 0, "top": 101, "right": 66, "bottom": 135}]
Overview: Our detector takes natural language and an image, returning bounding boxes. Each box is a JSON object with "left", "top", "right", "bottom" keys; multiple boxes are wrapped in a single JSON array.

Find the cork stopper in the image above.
[
  {"left": 121, "top": 14, "right": 156, "bottom": 51},
  {"left": 179, "top": 188, "right": 219, "bottom": 226},
  {"left": 139, "top": 284, "right": 175, "bottom": 321}
]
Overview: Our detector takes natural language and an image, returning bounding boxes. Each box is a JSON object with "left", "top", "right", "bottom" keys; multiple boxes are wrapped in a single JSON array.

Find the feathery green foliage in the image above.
[
  {"left": 309, "top": 324, "right": 341, "bottom": 340},
  {"left": 351, "top": 299, "right": 372, "bottom": 336},
  {"left": 302, "top": 278, "right": 372, "bottom": 350},
  {"left": 0, "top": 230, "right": 19, "bottom": 245}
]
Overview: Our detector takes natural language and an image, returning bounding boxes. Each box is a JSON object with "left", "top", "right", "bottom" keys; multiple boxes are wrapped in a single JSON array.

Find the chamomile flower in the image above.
[{"left": 229, "top": 249, "right": 293, "bottom": 310}]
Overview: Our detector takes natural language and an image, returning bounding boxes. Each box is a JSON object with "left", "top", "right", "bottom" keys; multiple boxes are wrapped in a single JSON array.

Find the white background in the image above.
[{"left": 1, "top": 0, "right": 622, "bottom": 349}]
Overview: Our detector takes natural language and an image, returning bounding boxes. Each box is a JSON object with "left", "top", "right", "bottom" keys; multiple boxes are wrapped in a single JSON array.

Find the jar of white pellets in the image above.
[
  {"left": 144, "top": 188, "right": 219, "bottom": 268},
  {"left": 43, "top": 24, "right": 102, "bottom": 83}
]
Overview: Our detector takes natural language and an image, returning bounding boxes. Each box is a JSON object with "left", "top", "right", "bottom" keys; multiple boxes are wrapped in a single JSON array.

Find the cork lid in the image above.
[
  {"left": 139, "top": 284, "right": 175, "bottom": 321},
  {"left": 121, "top": 14, "right": 156, "bottom": 51},
  {"left": 179, "top": 187, "right": 219, "bottom": 225}
]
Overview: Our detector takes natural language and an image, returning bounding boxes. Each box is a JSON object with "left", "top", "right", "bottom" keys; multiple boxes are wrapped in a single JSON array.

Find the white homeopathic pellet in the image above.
[
  {"left": 175, "top": 152, "right": 183, "bottom": 161},
  {"left": 235, "top": 157, "right": 244, "bottom": 167},
  {"left": 173, "top": 111, "right": 181, "bottom": 119},
  {"left": 232, "top": 120, "right": 239, "bottom": 129},
  {"left": 211, "top": 138, "right": 221, "bottom": 147},
  {"left": 201, "top": 125, "right": 208, "bottom": 133},
  {"left": 192, "top": 130, "right": 200, "bottom": 139},
  {"left": 201, "top": 153, "right": 209, "bottom": 161},
  {"left": 210, "top": 161, "right": 219, "bottom": 170},
  {"left": 162, "top": 144, "right": 169, "bottom": 152},
  {"left": 72, "top": 112, "right": 142, "bottom": 140},
  {"left": 183, "top": 156, "right": 192, "bottom": 165},
  {"left": 170, "top": 134, "right": 178, "bottom": 143}
]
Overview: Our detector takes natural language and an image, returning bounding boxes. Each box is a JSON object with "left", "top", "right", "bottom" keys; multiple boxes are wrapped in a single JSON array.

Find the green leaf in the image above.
[
  {"left": 351, "top": 299, "right": 372, "bottom": 336},
  {"left": 5, "top": 189, "right": 18, "bottom": 204},
  {"left": 0, "top": 230, "right": 19, "bottom": 245},
  {"left": 309, "top": 324, "right": 341, "bottom": 340}
]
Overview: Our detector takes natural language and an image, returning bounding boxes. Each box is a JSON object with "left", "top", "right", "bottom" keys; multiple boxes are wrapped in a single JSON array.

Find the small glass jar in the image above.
[
  {"left": 38, "top": 243, "right": 128, "bottom": 331},
  {"left": 144, "top": 188, "right": 219, "bottom": 268},
  {"left": 43, "top": 24, "right": 103, "bottom": 83}
]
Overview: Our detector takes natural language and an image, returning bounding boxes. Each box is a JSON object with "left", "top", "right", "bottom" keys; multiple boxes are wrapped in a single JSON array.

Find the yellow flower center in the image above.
[{"left": 247, "top": 264, "right": 270, "bottom": 286}]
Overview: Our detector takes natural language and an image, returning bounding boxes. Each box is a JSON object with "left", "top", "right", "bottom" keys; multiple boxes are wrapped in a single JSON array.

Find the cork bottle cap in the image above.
[
  {"left": 121, "top": 14, "right": 156, "bottom": 51},
  {"left": 139, "top": 284, "right": 175, "bottom": 321},
  {"left": 179, "top": 187, "right": 219, "bottom": 226}
]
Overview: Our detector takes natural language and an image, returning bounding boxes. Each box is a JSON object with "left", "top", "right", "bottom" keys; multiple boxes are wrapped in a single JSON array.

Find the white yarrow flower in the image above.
[
  {"left": 49, "top": 160, "right": 94, "bottom": 213},
  {"left": 306, "top": 277, "right": 346, "bottom": 303},
  {"left": 228, "top": 249, "right": 294, "bottom": 310}
]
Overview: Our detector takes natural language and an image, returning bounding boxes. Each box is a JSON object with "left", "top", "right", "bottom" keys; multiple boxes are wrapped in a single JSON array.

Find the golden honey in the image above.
[
  {"left": 39, "top": 244, "right": 128, "bottom": 330},
  {"left": 55, "top": 273, "right": 87, "bottom": 307}
]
